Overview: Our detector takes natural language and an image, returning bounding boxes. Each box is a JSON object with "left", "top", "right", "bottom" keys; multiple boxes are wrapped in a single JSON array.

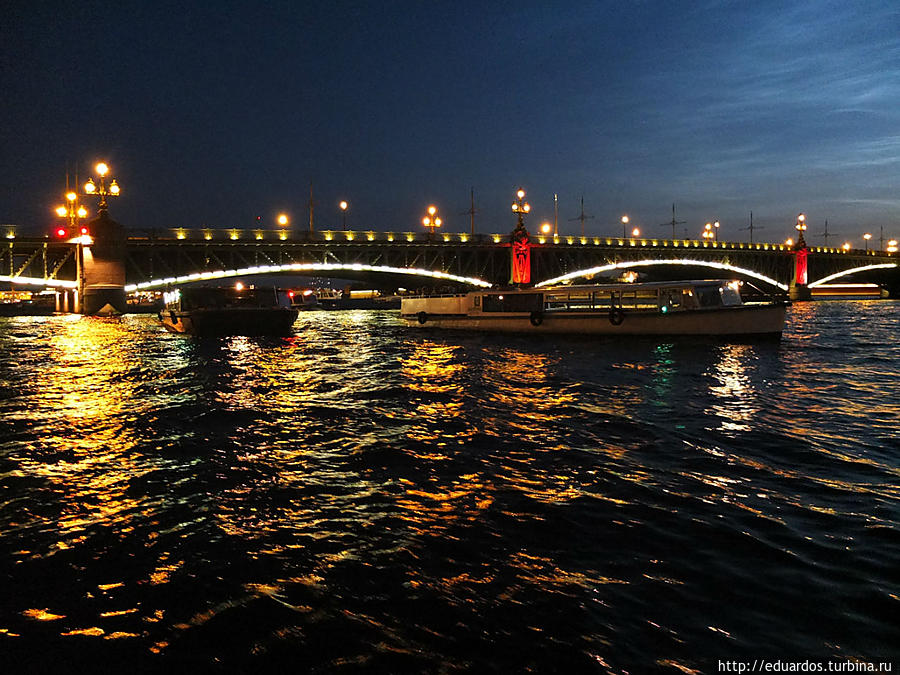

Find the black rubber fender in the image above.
[
  {"left": 417, "top": 311, "right": 428, "bottom": 325},
  {"left": 529, "top": 311, "right": 544, "bottom": 327},
  {"left": 609, "top": 306, "right": 625, "bottom": 326}
]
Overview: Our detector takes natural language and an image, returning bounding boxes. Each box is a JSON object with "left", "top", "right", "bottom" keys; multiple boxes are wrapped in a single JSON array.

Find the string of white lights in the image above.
[
  {"left": 534, "top": 259, "right": 790, "bottom": 290},
  {"left": 807, "top": 263, "right": 897, "bottom": 288},
  {"left": 0, "top": 275, "right": 77, "bottom": 289},
  {"left": 123, "top": 262, "right": 493, "bottom": 291}
]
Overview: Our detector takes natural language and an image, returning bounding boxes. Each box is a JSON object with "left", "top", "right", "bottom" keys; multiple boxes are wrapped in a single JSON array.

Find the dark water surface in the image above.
[{"left": 1, "top": 302, "right": 898, "bottom": 673}]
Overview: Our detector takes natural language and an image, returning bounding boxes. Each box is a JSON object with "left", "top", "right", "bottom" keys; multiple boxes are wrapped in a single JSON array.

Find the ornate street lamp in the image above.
[
  {"left": 83, "top": 162, "right": 120, "bottom": 211},
  {"left": 621, "top": 214, "right": 629, "bottom": 238},
  {"left": 511, "top": 188, "right": 530, "bottom": 227},
  {"left": 863, "top": 233, "right": 871, "bottom": 252},
  {"left": 339, "top": 200, "right": 348, "bottom": 230},
  {"left": 422, "top": 205, "right": 441, "bottom": 235},
  {"left": 55, "top": 185, "right": 89, "bottom": 237},
  {"left": 794, "top": 213, "right": 807, "bottom": 248},
  {"left": 702, "top": 222, "right": 714, "bottom": 240}
]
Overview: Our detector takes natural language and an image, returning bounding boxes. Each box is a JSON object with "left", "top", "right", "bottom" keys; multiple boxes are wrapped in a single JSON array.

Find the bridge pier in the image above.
[{"left": 81, "top": 210, "right": 128, "bottom": 315}]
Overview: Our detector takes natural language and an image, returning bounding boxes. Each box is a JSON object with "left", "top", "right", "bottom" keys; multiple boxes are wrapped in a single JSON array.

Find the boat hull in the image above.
[
  {"left": 401, "top": 304, "right": 787, "bottom": 337},
  {"left": 159, "top": 307, "right": 298, "bottom": 336}
]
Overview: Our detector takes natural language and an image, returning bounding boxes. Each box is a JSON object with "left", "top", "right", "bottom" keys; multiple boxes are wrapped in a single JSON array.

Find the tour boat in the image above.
[
  {"left": 159, "top": 286, "right": 299, "bottom": 336},
  {"left": 401, "top": 280, "right": 788, "bottom": 337}
]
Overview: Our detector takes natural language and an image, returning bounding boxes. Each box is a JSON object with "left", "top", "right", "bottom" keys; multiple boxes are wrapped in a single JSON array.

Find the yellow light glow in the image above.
[
  {"left": 339, "top": 200, "right": 348, "bottom": 211},
  {"left": 632, "top": 228, "right": 641, "bottom": 237},
  {"left": 516, "top": 189, "right": 525, "bottom": 199},
  {"left": 109, "top": 181, "right": 120, "bottom": 195},
  {"left": 95, "top": 163, "right": 109, "bottom": 176},
  {"left": 541, "top": 223, "right": 552, "bottom": 234},
  {"left": 621, "top": 215, "right": 629, "bottom": 224},
  {"left": 786, "top": 238, "right": 794, "bottom": 246},
  {"left": 863, "top": 233, "right": 872, "bottom": 240},
  {"left": 77, "top": 206, "right": 87, "bottom": 218},
  {"left": 277, "top": 214, "right": 288, "bottom": 226},
  {"left": 842, "top": 242, "right": 851, "bottom": 251},
  {"left": 798, "top": 213, "right": 805, "bottom": 222},
  {"left": 523, "top": 204, "right": 530, "bottom": 213},
  {"left": 66, "top": 191, "right": 77, "bottom": 202},
  {"left": 511, "top": 203, "right": 518, "bottom": 211},
  {"left": 235, "top": 282, "right": 244, "bottom": 291},
  {"left": 422, "top": 217, "right": 430, "bottom": 226},
  {"left": 84, "top": 180, "right": 96, "bottom": 193},
  {"left": 428, "top": 205, "right": 437, "bottom": 216},
  {"left": 434, "top": 217, "right": 442, "bottom": 227},
  {"left": 55, "top": 206, "right": 68, "bottom": 217}
]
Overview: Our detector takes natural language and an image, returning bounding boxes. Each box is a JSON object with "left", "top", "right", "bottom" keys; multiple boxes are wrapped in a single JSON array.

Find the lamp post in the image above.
[
  {"left": 621, "top": 215, "right": 629, "bottom": 238},
  {"left": 714, "top": 220, "right": 720, "bottom": 241},
  {"left": 511, "top": 188, "right": 530, "bottom": 227},
  {"left": 55, "top": 187, "right": 89, "bottom": 237},
  {"left": 83, "top": 162, "right": 120, "bottom": 211},
  {"left": 863, "top": 233, "right": 871, "bottom": 252},
  {"left": 339, "top": 200, "right": 348, "bottom": 230},
  {"left": 702, "top": 222, "right": 714, "bottom": 240},
  {"left": 422, "top": 205, "right": 441, "bottom": 235},
  {"left": 795, "top": 213, "right": 807, "bottom": 248}
]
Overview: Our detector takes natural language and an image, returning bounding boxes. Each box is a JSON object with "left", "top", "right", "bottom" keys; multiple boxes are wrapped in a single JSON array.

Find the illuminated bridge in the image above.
[{"left": 2, "top": 226, "right": 898, "bottom": 300}]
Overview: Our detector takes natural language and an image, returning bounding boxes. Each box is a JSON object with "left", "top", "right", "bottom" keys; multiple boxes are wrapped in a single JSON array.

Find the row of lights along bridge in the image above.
[{"left": 51, "top": 172, "right": 897, "bottom": 252}]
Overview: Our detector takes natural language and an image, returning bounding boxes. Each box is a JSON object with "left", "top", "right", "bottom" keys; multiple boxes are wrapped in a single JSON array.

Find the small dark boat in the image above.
[{"left": 159, "top": 286, "right": 299, "bottom": 336}]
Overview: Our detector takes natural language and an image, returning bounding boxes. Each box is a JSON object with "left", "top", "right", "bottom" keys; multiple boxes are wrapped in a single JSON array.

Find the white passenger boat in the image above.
[{"left": 401, "top": 280, "right": 788, "bottom": 337}]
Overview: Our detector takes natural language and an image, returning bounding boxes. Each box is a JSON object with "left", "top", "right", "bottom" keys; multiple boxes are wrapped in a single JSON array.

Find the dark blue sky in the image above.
[{"left": 2, "top": 0, "right": 899, "bottom": 243}]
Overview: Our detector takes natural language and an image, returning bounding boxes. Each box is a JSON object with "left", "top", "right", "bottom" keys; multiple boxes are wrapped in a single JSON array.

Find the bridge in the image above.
[{"left": 1, "top": 221, "right": 897, "bottom": 313}]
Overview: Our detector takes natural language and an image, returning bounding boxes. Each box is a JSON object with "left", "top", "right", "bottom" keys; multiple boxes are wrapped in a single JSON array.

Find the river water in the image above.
[{"left": 0, "top": 301, "right": 897, "bottom": 673}]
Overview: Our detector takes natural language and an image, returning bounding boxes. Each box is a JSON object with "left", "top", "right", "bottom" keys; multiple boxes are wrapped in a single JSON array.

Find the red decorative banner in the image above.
[
  {"left": 511, "top": 227, "right": 531, "bottom": 284},
  {"left": 794, "top": 248, "right": 808, "bottom": 286}
]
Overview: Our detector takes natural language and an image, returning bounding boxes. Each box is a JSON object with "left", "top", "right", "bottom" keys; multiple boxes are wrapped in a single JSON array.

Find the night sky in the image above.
[{"left": 2, "top": 0, "right": 899, "bottom": 243}]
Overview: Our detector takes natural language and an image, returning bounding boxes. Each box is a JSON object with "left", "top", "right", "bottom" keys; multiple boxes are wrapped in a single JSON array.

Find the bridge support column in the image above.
[
  {"left": 81, "top": 210, "right": 128, "bottom": 315},
  {"left": 789, "top": 231, "right": 811, "bottom": 301}
]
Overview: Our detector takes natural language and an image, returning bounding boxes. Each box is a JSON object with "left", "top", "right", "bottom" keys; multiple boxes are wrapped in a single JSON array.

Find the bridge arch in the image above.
[
  {"left": 534, "top": 259, "right": 789, "bottom": 290},
  {"left": 124, "top": 262, "right": 493, "bottom": 292},
  {"left": 808, "top": 263, "right": 898, "bottom": 288}
]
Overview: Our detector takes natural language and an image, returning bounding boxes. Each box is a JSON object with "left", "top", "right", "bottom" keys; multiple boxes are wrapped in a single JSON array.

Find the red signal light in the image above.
[
  {"left": 55, "top": 227, "right": 68, "bottom": 237},
  {"left": 80, "top": 227, "right": 89, "bottom": 235}
]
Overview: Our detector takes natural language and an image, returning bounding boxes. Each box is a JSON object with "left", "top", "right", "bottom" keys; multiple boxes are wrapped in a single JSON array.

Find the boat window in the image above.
[
  {"left": 566, "top": 291, "right": 593, "bottom": 309},
  {"left": 697, "top": 286, "right": 722, "bottom": 307},
  {"left": 720, "top": 285, "right": 742, "bottom": 306},
  {"left": 682, "top": 289, "right": 699, "bottom": 309},
  {"left": 483, "top": 293, "right": 543, "bottom": 313},
  {"left": 473, "top": 295, "right": 481, "bottom": 308},
  {"left": 592, "top": 291, "right": 613, "bottom": 309},
  {"left": 660, "top": 289, "right": 683, "bottom": 310}
]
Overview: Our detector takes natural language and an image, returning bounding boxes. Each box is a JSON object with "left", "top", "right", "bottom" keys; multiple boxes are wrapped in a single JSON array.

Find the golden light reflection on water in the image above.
[
  {"left": 706, "top": 345, "right": 760, "bottom": 433},
  {"left": 13, "top": 318, "right": 155, "bottom": 544}
]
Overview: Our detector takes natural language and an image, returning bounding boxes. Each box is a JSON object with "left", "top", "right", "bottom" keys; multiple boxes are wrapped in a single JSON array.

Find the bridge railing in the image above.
[{"left": 119, "top": 227, "right": 897, "bottom": 257}]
